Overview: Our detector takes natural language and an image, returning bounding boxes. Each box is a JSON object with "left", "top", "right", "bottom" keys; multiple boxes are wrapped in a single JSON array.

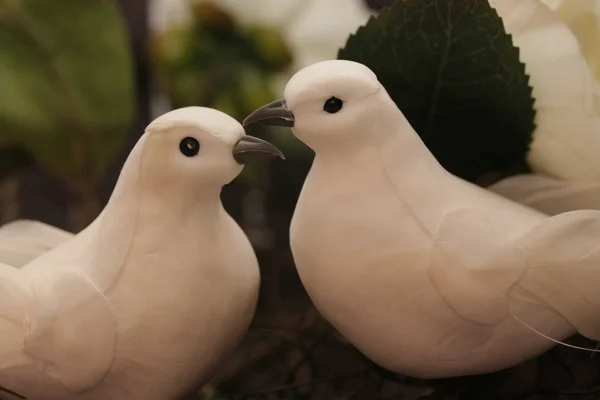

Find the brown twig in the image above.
[
  {"left": 239, "top": 368, "right": 373, "bottom": 398},
  {"left": 284, "top": 334, "right": 328, "bottom": 385}
]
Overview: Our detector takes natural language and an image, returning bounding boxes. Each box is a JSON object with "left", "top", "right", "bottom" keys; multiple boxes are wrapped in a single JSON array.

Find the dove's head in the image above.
[
  {"left": 243, "top": 60, "right": 401, "bottom": 153},
  {"left": 134, "top": 107, "right": 284, "bottom": 192}
]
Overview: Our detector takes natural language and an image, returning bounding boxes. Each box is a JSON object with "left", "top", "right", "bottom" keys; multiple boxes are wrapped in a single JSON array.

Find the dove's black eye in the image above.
[
  {"left": 179, "top": 137, "right": 200, "bottom": 157},
  {"left": 323, "top": 97, "right": 343, "bottom": 114}
]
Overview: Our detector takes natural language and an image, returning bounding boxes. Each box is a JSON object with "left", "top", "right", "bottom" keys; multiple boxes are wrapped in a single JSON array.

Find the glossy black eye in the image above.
[
  {"left": 179, "top": 137, "right": 200, "bottom": 157},
  {"left": 323, "top": 97, "right": 343, "bottom": 114}
]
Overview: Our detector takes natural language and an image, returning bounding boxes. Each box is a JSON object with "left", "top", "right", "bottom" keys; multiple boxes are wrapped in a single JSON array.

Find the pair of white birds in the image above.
[{"left": 1, "top": 60, "right": 599, "bottom": 399}]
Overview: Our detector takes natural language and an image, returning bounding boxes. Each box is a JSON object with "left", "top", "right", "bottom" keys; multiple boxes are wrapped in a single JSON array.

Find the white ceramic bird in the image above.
[
  {"left": 243, "top": 59, "right": 600, "bottom": 379},
  {"left": 0, "top": 106, "right": 284, "bottom": 400}
]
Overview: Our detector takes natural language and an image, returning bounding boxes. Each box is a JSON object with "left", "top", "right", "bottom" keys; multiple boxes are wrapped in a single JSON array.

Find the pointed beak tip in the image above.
[
  {"left": 243, "top": 98, "right": 295, "bottom": 128},
  {"left": 241, "top": 116, "right": 252, "bottom": 127},
  {"left": 232, "top": 135, "right": 285, "bottom": 165},
  {"left": 270, "top": 147, "right": 286, "bottom": 161}
]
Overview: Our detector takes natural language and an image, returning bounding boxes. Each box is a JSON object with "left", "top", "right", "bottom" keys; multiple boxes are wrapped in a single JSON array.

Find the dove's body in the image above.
[
  {"left": 0, "top": 107, "right": 282, "bottom": 399},
  {"left": 244, "top": 60, "right": 600, "bottom": 378},
  {"left": 290, "top": 117, "right": 574, "bottom": 377},
  {"left": 1, "top": 197, "right": 258, "bottom": 399}
]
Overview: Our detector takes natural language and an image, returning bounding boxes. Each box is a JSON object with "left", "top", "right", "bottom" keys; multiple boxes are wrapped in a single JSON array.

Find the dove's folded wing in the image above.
[
  {"left": 489, "top": 174, "right": 600, "bottom": 215},
  {"left": 515, "top": 210, "right": 600, "bottom": 340},
  {"left": 23, "top": 268, "right": 117, "bottom": 394},
  {"left": 428, "top": 207, "right": 527, "bottom": 326},
  {"left": 0, "top": 220, "right": 73, "bottom": 268}
]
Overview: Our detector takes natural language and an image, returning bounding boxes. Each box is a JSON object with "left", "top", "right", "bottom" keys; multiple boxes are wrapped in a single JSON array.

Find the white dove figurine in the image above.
[
  {"left": 243, "top": 59, "right": 600, "bottom": 379},
  {"left": 0, "top": 106, "right": 284, "bottom": 400}
]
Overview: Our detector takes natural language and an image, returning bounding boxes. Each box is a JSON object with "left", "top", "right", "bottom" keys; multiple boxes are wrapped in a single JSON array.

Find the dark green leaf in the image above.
[
  {"left": 0, "top": 0, "right": 135, "bottom": 180},
  {"left": 338, "top": 0, "right": 536, "bottom": 183}
]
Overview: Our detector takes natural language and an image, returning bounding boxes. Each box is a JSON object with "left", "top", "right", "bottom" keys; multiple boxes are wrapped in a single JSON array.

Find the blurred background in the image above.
[{"left": 2, "top": 0, "right": 600, "bottom": 399}]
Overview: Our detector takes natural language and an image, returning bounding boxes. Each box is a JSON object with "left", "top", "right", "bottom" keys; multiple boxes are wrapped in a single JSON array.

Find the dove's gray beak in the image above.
[
  {"left": 233, "top": 135, "right": 285, "bottom": 165},
  {"left": 243, "top": 99, "right": 295, "bottom": 128}
]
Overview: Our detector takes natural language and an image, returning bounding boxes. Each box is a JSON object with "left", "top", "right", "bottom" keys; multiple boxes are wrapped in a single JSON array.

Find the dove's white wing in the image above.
[
  {"left": 489, "top": 174, "right": 600, "bottom": 215},
  {"left": 428, "top": 207, "right": 527, "bottom": 326},
  {"left": 430, "top": 207, "right": 600, "bottom": 340},
  {"left": 22, "top": 268, "right": 117, "bottom": 394},
  {"left": 515, "top": 210, "right": 600, "bottom": 340},
  {"left": 0, "top": 220, "right": 73, "bottom": 268}
]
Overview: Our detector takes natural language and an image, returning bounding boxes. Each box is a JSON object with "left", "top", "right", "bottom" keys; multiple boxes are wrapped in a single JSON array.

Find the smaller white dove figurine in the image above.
[
  {"left": 0, "top": 106, "right": 284, "bottom": 400},
  {"left": 243, "top": 59, "right": 600, "bottom": 379}
]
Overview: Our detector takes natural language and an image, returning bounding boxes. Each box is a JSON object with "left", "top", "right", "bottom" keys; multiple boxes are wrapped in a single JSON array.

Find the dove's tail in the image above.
[
  {"left": 516, "top": 264, "right": 600, "bottom": 342},
  {"left": 0, "top": 220, "right": 73, "bottom": 269},
  {"left": 516, "top": 210, "right": 600, "bottom": 341},
  {"left": 510, "top": 311, "right": 600, "bottom": 353}
]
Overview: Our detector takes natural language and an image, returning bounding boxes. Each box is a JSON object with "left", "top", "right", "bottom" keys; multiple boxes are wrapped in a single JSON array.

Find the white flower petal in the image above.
[
  {"left": 489, "top": 0, "right": 600, "bottom": 181},
  {"left": 149, "top": 0, "right": 194, "bottom": 33},
  {"left": 553, "top": 0, "right": 600, "bottom": 83},
  {"left": 216, "top": 0, "right": 302, "bottom": 27},
  {"left": 284, "top": 0, "right": 372, "bottom": 68},
  {"left": 529, "top": 107, "right": 600, "bottom": 180},
  {"left": 149, "top": 0, "right": 303, "bottom": 33},
  {"left": 538, "top": 0, "right": 567, "bottom": 10}
]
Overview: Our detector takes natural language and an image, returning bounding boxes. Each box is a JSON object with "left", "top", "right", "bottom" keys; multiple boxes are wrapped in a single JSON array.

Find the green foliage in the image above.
[
  {"left": 151, "top": 1, "right": 293, "bottom": 121},
  {"left": 0, "top": 145, "right": 29, "bottom": 181},
  {"left": 338, "top": 0, "right": 536, "bottom": 183},
  {"left": 0, "top": 0, "right": 135, "bottom": 180}
]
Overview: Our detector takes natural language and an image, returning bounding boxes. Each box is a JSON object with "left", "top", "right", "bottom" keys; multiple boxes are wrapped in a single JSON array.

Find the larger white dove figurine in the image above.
[
  {"left": 243, "top": 59, "right": 600, "bottom": 379},
  {"left": 0, "top": 106, "right": 284, "bottom": 400}
]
